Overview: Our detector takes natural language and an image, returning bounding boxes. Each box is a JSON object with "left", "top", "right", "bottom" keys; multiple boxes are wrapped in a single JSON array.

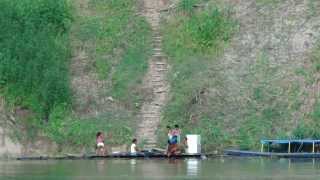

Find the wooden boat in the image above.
[
  {"left": 225, "top": 139, "right": 320, "bottom": 158},
  {"left": 224, "top": 150, "right": 320, "bottom": 158},
  {"left": 17, "top": 152, "right": 203, "bottom": 161}
]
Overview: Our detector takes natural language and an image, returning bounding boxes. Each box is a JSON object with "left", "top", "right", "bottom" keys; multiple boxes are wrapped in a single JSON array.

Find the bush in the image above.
[
  {"left": 163, "top": 5, "right": 236, "bottom": 58},
  {"left": 178, "top": 0, "right": 198, "bottom": 14},
  {"left": 0, "top": 0, "right": 72, "bottom": 119}
]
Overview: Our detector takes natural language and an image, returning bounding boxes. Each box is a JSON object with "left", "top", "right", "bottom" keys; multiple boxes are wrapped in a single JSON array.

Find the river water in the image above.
[{"left": 1, "top": 157, "right": 320, "bottom": 180}]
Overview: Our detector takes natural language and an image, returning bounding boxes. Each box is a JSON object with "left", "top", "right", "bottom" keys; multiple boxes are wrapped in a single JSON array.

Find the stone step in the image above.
[
  {"left": 153, "top": 39, "right": 162, "bottom": 43},
  {"left": 153, "top": 49, "right": 162, "bottom": 53},
  {"left": 155, "top": 69, "right": 167, "bottom": 72},
  {"left": 139, "top": 128, "right": 157, "bottom": 132},
  {"left": 153, "top": 47, "right": 162, "bottom": 50},
  {"left": 154, "top": 64, "right": 167, "bottom": 67},
  {"left": 153, "top": 45, "right": 162, "bottom": 49},
  {"left": 151, "top": 76, "right": 165, "bottom": 80},
  {"left": 154, "top": 53, "right": 163, "bottom": 56},
  {"left": 151, "top": 80, "right": 163, "bottom": 83},
  {"left": 141, "top": 106, "right": 161, "bottom": 111},
  {"left": 153, "top": 54, "right": 166, "bottom": 58},
  {"left": 145, "top": 141, "right": 157, "bottom": 145},
  {"left": 142, "top": 111, "right": 160, "bottom": 115},
  {"left": 154, "top": 89, "right": 167, "bottom": 93},
  {"left": 153, "top": 36, "right": 162, "bottom": 40},
  {"left": 151, "top": 83, "right": 165, "bottom": 86},
  {"left": 152, "top": 82, "right": 165, "bottom": 86},
  {"left": 151, "top": 66, "right": 167, "bottom": 70},
  {"left": 139, "top": 129, "right": 156, "bottom": 132},
  {"left": 153, "top": 86, "right": 166, "bottom": 91},
  {"left": 142, "top": 115, "right": 159, "bottom": 118}
]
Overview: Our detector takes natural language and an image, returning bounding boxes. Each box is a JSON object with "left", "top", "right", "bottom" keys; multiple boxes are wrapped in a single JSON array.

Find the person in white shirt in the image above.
[{"left": 130, "top": 138, "right": 139, "bottom": 155}]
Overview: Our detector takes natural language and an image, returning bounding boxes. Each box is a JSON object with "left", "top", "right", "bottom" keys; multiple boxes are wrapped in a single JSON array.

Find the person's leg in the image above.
[
  {"left": 165, "top": 143, "right": 169, "bottom": 155},
  {"left": 171, "top": 144, "right": 178, "bottom": 155},
  {"left": 167, "top": 144, "right": 172, "bottom": 157}
]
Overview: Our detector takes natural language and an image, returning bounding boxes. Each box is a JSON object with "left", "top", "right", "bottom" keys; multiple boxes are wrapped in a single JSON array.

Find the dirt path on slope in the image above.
[{"left": 136, "top": 0, "right": 170, "bottom": 148}]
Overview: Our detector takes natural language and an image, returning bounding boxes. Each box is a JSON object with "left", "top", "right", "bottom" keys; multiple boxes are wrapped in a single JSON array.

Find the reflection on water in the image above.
[
  {"left": 187, "top": 159, "right": 199, "bottom": 177},
  {"left": 96, "top": 160, "right": 105, "bottom": 173},
  {"left": 1, "top": 157, "right": 320, "bottom": 179}
]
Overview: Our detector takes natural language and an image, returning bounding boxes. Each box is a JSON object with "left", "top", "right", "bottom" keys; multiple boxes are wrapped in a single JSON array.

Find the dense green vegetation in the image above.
[
  {"left": 0, "top": 0, "right": 72, "bottom": 121},
  {"left": 0, "top": 0, "right": 150, "bottom": 150}
]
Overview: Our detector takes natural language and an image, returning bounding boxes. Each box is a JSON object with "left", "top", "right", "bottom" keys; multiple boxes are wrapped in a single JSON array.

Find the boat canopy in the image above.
[{"left": 261, "top": 139, "right": 320, "bottom": 145}]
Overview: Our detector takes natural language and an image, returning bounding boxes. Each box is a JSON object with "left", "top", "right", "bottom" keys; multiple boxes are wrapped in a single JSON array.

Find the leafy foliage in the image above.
[
  {"left": 0, "top": 0, "right": 72, "bottom": 119},
  {"left": 163, "top": 6, "right": 236, "bottom": 57}
]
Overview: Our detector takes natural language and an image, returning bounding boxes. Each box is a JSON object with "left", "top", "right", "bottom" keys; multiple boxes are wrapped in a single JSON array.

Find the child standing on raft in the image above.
[
  {"left": 96, "top": 132, "right": 106, "bottom": 156},
  {"left": 130, "top": 138, "right": 139, "bottom": 155}
]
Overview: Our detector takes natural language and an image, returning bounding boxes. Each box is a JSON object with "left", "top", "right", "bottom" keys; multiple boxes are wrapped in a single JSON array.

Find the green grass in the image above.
[
  {"left": 45, "top": 0, "right": 151, "bottom": 148},
  {"left": 310, "top": 43, "right": 320, "bottom": 73},
  {"left": 161, "top": 2, "right": 237, "bottom": 151},
  {"left": 75, "top": 0, "right": 152, "bottom": 108},
  {"left": 163, "top": 6, "right": 235, "bottom": 58},
  {"left": 308, "top": 0, "right": 319, "bottom": 17},
  {"left": 178, "top": 0, "right": 199, "bottom": 14},
  {"left": 292, "top": 43, "right": 320, "bottom": 140},
  {"left": 0, "top": 0, "right": 146, "bottom": 149},
  {"left": 44, "top": 104, "right": 133, "bottom": 148},
  {"left": 0, "top": 0, "right": 72, "bottom": 120},
  {"left": 161, "top": 0, "right": 312, "bottom": 151}
]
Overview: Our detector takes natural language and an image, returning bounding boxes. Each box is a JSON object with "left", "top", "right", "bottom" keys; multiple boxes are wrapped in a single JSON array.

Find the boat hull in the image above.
[{"left": 225, "top": 150, "right": 320, "bottom": 158}]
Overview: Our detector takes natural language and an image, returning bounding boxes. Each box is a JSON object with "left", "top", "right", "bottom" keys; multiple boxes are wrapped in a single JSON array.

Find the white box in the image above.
[{"left": 186, "top": 135, "right": 201, "bottom": 154}]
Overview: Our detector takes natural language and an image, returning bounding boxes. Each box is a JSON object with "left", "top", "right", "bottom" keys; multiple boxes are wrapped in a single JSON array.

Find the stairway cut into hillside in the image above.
[{"left": 136, "top": 0, "right": 170, "bottom": 148}]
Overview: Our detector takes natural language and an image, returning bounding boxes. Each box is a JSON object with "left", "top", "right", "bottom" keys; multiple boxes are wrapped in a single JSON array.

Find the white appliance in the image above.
[{"left": 186, "top": 135, "right": 201, "bottom": 154}]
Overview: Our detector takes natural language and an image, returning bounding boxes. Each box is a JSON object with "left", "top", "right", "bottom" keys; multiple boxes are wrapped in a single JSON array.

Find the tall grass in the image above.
[{"left": 0, "top": 0, "right": 72, "bottom": 120}]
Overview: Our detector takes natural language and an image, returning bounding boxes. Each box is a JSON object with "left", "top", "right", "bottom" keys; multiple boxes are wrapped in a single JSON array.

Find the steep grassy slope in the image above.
[
  {"left": 0, "top": 0, "right": 72, "bottom": 122},
  {"left": 67, "top": 0, "right": 152, "bottom": 147},
  {"left": 1, "top": 0, "right": 320, "bottom": 154},
  {"left": 161, "top": 0, "right": 320, "bottom": 151},
  {"left": 0, "top": 0, "right": 152, "bottom": 151}
]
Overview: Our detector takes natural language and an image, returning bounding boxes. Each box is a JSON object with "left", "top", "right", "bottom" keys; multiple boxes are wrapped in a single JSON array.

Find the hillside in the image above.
[
  {"left": 160, "top": 0, "right": 320, "bottom": 151},
  {"left": 0, "top": 0, "right": 320, "bottom": 155}
]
